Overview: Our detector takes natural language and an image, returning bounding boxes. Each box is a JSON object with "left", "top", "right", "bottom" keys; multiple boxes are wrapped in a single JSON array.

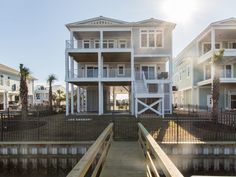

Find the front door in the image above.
[
  {"left": 207, "top": 94, "right": 212, "bottom": 108},
  {"left": 141, "top": 66, "right": 155, "bottom": 79}
]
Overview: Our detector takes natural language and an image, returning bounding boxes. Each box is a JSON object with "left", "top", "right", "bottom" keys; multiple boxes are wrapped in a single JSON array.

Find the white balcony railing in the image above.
[
  {"left": 135, "top": 71, "right": 169, "bottom": 80},
  {"left": 66, "top": 39, "right": 131, "bottom": 49},
  {"left": 68, "top": 68, "right": 131, "bottom": 79}
]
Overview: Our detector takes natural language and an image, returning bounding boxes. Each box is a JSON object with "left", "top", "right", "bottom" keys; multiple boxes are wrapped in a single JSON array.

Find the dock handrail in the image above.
[
  {"left": 67, "top": 123, "right": 113, "bottom": 177},
  {"left": 138, "top": 123, "right": 184, "bottom": 177}
]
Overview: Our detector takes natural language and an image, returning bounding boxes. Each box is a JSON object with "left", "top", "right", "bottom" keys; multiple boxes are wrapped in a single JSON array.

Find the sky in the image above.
[{"left": 0, "top": 0, "right": 235, "bottom": 85}]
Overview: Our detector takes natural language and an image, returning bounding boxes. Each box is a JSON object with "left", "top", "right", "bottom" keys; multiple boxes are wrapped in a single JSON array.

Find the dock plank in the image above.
[{"left": 99, "top": 141, "right": 146, "bottom": 177}]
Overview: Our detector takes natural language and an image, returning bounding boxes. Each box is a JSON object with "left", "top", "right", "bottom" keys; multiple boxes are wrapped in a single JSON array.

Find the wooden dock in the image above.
[{"left": 99, "top": 141, "right": 146, "bottom": 177}]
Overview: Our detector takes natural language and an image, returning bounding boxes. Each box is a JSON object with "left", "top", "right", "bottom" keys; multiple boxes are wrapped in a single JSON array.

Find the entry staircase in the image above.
[{"left": 134, "top": 71, "right": 165, "bottom": 118}]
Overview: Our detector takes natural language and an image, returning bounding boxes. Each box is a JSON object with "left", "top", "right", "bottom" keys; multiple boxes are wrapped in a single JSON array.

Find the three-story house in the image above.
[{"left": 65, "top": 16, "right": 175, "bottom": 117}]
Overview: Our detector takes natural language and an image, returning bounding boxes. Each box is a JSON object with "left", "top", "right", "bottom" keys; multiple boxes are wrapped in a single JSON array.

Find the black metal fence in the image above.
[{"left": 0, "top": 111, "right": 236, "bottom": 143}]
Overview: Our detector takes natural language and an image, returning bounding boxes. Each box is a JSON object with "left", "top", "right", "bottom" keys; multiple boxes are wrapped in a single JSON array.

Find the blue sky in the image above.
[{"left": 0, "top": 0, "right": 235, "bottom": 84}]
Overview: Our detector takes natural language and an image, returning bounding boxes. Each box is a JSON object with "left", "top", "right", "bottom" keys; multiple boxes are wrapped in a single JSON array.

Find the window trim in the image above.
[
  {"left": 140, "top": 64, "right": 157, "bottom": 80},
  {"left": 82, "top": 39, "right": 91, "bottom": 49},
  {"left": 224, "top": 64, "right": 233, "bottom": 78},
  {"left": 118, "top": 39, "right": 127, "bottom": 48},
  {"left": 117, "top": 64, "right": 125, "bottom": 76},
  {"left": 139, "top": 28, "right": 164, "bottom": 48}
]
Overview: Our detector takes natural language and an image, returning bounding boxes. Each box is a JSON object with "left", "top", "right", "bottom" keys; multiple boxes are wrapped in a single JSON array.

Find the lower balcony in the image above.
[{"left": 68, "top": 68, "right": 132, "bottom": 82}]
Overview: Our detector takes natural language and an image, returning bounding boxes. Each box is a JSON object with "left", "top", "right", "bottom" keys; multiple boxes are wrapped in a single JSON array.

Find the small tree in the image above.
[
  {"left": 56, "top": 89, "right": 65, "bottom": 106},
  {"left": 47, "top": 74, "right": 57, "bottom": 113},
  {"left": 19, "top": 64, "right": 30, "bottom": 119},
  {"left": 211, "top": 49, "right": 224, "bottom": 121}
]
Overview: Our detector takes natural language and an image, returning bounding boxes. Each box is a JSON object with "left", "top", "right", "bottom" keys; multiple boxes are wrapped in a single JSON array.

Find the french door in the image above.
[{"left": 141, "top": 66, "right": 155, "bottom": 79}]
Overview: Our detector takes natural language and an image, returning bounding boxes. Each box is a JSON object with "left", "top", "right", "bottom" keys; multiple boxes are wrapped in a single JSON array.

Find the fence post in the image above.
[
  {"left": 1, "top": 113, "right": 3, "bottom": 141},
  {"left": 37, "top": 109, "right": 40, "bottom": 141},
  {"left": 188, "top": 104, "right": 190, "bottom": 116},
  {"left": 7, "top": 107, "right": 9, "bottom": 118},
  {"left": 176, "top": 114, "right": 179, "bottom": 144}
]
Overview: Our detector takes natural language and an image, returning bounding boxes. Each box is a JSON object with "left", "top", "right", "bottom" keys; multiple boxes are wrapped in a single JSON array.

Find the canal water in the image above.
[
  {"left": 0, "top": 156, "right": 235, "bottom": 176},
  {"left": 0, "top": 157, "right": 81, "bottom": 177}
]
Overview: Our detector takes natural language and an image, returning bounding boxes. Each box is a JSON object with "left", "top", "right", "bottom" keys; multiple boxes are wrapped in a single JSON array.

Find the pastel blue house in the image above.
[{"left": 173, "top": 18, "right": 236, "bottom": 110}]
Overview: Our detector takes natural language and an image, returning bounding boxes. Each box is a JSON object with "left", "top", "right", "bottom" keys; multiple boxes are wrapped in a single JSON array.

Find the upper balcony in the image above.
[
  {"left": 66, "top": 31, "right": 132, "bottom": 52},
  {"left": 198, "top": 28, "right": 236, "bottom": 64}
]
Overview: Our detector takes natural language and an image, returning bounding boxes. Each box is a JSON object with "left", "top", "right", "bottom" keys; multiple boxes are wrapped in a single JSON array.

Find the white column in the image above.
[
  {"left": 70, "top": 57, "right": 74, "bottom": 78},
  {"left": 71, "top": 84, "right": 74, "bottom": 114},
  {"left": 100, "top": 31, "right": 103, "bottom": 49},
  {"left": 169, "top": 56, "right": 173, "bottom": 114},
  {"left": 65, "top": 52, "right": 69, "bottom": 80},
  {"left": 135, "top": 97, "right": 138, "bottom": 118},
  {"left": 131, "top": 82, "right": 134, "bottom": 115},
  {"left": 66, "top": 82, "right": 69, "bottom": 116},
  {"left": 98, "top": 52, "right": 101, "bottom": 79},
  {"left": 98, "top": 82, "right": 104, "bottom": 115},
  {"left": 3, "top": 92, "right": 6, "bottom": 110},
  {"left": 162, "top": 97, "right": 165, "bottom": 118},
  {"left": 77, "top": 86, "right": 80, "bottom": 113},
  {"left": 113, "top": 88, "right": 116, "bottom": 110},
  {"left": 131, "top": 50, "right": 134, "bottom": 80}
]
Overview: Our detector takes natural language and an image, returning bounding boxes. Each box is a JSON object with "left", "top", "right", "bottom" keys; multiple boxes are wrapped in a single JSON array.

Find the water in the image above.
[{"left": 0, "top": 157, "right": 81, "bottom": 177}]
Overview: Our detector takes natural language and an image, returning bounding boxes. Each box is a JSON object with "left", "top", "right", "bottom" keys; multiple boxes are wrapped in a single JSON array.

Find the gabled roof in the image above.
[
  {"left": 134, "top": 18, "right": 175, "bottom": 26},
  {"left": 66, "top": 16, "right": 128, "bottom": 28},
  {"left": 0, "top": 63, "right": 37, "bottom": 80},
  {"left": 211, "top": 17, "right": 236, "bottom": 26},
  {"left": 66, "top": 16, "right": 175, "bottom": 29}
]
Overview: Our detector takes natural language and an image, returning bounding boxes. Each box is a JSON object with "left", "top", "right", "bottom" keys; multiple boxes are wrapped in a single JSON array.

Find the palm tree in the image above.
[
  {"left": 47, "top": 74, "right": 57, "bottom": 113},
  {"left": 19, "top": 64, "right": 30, "bottom": 119},
  {"left": 56, "top": 89, "right": 65, "bottom": 106},
  {"left": 211, "top": 49, "right": 224, "bottom": 121}
]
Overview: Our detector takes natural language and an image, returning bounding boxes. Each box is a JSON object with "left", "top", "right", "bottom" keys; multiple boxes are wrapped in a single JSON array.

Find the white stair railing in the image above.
[{"left": 142, "top": 71, "right": 148, "bottom": 93}]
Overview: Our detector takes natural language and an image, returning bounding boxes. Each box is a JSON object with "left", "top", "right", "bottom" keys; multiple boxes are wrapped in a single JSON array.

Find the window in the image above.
[
  {"left": 187, "top": 65, "right": 190, "bottom": 77},
  {"left": 141, "top": 31, "right": 148, "bottom": 47},
  {"left": 36, "top": 93, "right": 40, "bottom": 100},
  {"left": 118, "top": 65, "right": 125, "bottom": 76},
  {"left": 94, "top": 40, "right": 100, "bottom": 48},
  {"left": 141, "top": 66, "right": 155, "bottom": 79},
  {"left": 103, "top": 40, "right": 115, "bottom": 48},
  {"left": 119, "top": 40, "right": 127, "bottom": 48},
  {"left": 86, "top": 66, "right": 98, "bottom": 77},
  {"left": 207, "top": 94, "right": 212, "bottom": 108},
  {"left": 140, "top": 29, "right": 163, "bottom": 48},
  {"left": 83, "top": 40, "right": 90, "bottom": 48},
  {"left": 108, "top": 40, "right": 115, "bottom": 48},
  {"left": 205, "top": 64, "right": 211, "bottom": 80},
  {"left": 7, "top": 77, "right": 10, "bottom": 86},
  {"left": 225, "top": 65, "right": 232, "bottom": 78},
  {"left": 232, "top": 43, "right": 236, "bottom": 49},
  {"left": 0, "top": 75, "right": 3, "bottom": 86},
  {"left": 103, "top": 40, "right": 108, "bottom": 48},
  {"left": 231, "top": 95, "right": 236, "bottom": 109}
]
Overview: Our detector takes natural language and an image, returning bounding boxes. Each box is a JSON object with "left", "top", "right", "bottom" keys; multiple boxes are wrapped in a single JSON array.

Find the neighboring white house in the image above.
[
  {"left": 0, "top": 63, "right": 37, "bottom": 111},
  {"left": 65, "top": 16, "right": 175, "bottom": 117},
  {"left": 173, "top": 18, "right": 236, "bottom": 110},
  {"left": 34, "top": 84, "right": 66, "bottom": 105}
]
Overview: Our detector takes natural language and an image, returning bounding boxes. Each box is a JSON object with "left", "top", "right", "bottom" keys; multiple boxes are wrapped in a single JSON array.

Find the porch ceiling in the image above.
[
  {"left": 70, "top": 82, "right": 98, "bottom": 86},
  {"left": 103, "top": 52, "right": 131, "bottom": 62},
  {"left": 69, "top": 53, "right": 98, "bottom": 62},
  {"left": 103, "top": 82, "right": 131, "bottom": 86},
  {"left": 135, "top": 57, "right": 169, "bottom": 63}
]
